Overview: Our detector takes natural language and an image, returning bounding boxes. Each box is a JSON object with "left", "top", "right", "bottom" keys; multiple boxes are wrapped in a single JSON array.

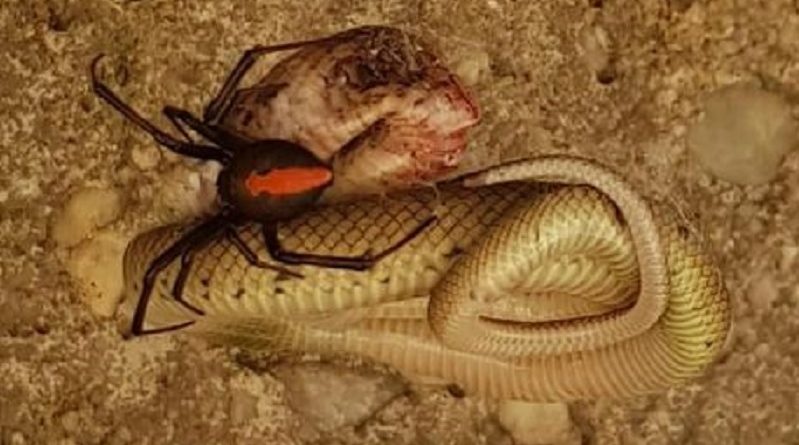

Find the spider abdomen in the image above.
[{"left": 219, "top": 140, "right": 333, "bottom": 222}]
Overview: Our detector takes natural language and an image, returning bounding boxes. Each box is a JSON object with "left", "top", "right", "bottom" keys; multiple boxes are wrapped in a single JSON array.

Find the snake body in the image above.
[{"left": 123, "top": 156, "right": 731, "bottom": 401}]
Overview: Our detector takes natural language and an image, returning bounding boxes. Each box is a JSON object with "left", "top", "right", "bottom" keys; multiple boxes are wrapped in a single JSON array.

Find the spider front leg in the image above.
[
  {"left": 129, "top": 214, "right": 230, "bottom": 337},
  {"left": 163, "top": 106, "right": 251, "bottom": 149},
  {"left": 262, "top": 215, "right": 437, "bottom": 271},
  {"left": 90, "top": 55, "right": 230, "bottom": 164},
  {"left": 203, "top": 35, "right": 332, "bottom": 125}
]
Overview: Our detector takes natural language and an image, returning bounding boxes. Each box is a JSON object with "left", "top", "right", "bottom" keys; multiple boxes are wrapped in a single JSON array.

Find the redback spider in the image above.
[{"left": 91, "top": 34, "right": 436, "bottom": 337}]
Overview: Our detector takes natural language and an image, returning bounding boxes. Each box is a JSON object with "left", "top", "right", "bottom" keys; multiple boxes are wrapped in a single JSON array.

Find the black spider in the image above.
[{"left": 91, "top": 33, "right": 435, "bottom": 337}]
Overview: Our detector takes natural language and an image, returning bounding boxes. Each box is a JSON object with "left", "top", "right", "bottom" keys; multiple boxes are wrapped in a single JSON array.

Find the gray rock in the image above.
[
  {"left": 497, "top": 401, "right": 581, "bottom": 445},
  {"left": 272, "top": 363, "right": 406, "bottom": 433},
  {"left": 687, "top": 84, "right": 797, "bottom": 185}
]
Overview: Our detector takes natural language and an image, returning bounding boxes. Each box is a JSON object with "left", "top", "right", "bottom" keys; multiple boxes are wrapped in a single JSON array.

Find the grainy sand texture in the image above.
[{"left": 1, "top": 1, "right": 798, "bottom": 444}]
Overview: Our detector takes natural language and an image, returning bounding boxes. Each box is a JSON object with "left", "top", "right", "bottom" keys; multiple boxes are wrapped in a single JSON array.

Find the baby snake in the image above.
[{"left": 122, "top": 155, "right": 731, "bottom": 401}]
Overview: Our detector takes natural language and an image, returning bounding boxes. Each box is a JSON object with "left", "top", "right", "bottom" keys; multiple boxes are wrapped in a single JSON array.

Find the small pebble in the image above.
[
  {"left": 669, "top": 0, "right": 695, "bottom": 12},
  {"left": 229, "top": 388, "right": 259, "bottom": 425},
  {"left": 778, "top": 16, "right": 799, "bottom": 52},
  {"left": 453, "top": 48, "right": 491, "bottom": 86},
  {"left": 59, "top": 410, "right": 81, "bottom": 434},
  {"left": 10, "top": 432, "right": 25, "bottom": 445},
  {"left": 130, "top": 144, "right": 161, "bottom": 171},
  {"left": 754, "top": 343, "right": 770, "bottom": 358},
  {"left": 497, "top": 401, "right": 580, "bottom": 445},
  {"left": 733, "top": 318, "right": 758, "bottom": 348},
  {"left": 51, "top": 187, "right": 122, "bottom": 247},
  {"left": 67, "top": 231, "right": 128, "bottom": 318},
  {"left": 106, "top": 426, "right": 133, "bottom": 444},
  {"left": 746, "top": 273, "right": 779, "bottom": 312},
  {"left": 687, "top": 84, "right": 797, "bottom": 185},
  {"left": 779, "top": 245, "right": 798, "bottom": 273},
  {"left": 577, "top": 24, "right": 613, "bottom": 82}
]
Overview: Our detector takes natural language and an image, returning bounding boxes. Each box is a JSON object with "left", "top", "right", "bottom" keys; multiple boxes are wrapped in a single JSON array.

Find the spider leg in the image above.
[
  {"left": 163, "top": 105, "right": 251, "bottom": 150},
  {"left": 90, "top": 55, "right": 229, "bottom": 163},
  {"left": 170, "top": 235, "right": 220, "bottom": 317},
  {"left": 203, "top": 36, "right": 332, "bottom": 125},
  {"left": 170, "top": 250, "right": 205, "bottom": 316},
  {"left": 262, "top": 215, "right": 437, "bottom": 271},
  {"left": 129, "top": 214, "right": 229, "bottom": 337},
  {"left": 162, "top": 107, "right": 197, "bottom": 144},
  {"left": 225, "top": 228, "right": 304, "bottom": 279}
]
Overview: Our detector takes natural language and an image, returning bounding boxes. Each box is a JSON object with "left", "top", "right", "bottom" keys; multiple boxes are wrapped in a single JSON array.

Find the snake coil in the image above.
[{"left": 122, "top": 156, "right": 731, "bottom": 401}]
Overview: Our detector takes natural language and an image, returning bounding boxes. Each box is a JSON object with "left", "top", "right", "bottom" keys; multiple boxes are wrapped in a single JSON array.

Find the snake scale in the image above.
[{"left": 122, "top": 156, "right": 731, "bottom": 401}]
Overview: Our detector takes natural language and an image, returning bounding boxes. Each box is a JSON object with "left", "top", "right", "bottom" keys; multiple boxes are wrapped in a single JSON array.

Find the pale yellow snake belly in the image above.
[{"left": 122, "top": 155, "right": 731, "bottom": 401}]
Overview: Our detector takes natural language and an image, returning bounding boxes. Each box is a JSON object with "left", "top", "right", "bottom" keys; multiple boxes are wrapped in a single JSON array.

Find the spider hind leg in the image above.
[{"left": 262, "top": 215, "right": 437, "bottom": 271}]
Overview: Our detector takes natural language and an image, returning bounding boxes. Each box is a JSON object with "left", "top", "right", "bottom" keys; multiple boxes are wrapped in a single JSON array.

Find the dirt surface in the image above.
[{"left": 1, "top": 0, "right": 798, "bottom": 444}]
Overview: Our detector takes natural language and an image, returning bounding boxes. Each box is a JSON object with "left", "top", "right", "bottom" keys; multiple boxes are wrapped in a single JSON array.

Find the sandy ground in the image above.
[{"left": 1, "top": 0, "right": 798, "bottom": 444}]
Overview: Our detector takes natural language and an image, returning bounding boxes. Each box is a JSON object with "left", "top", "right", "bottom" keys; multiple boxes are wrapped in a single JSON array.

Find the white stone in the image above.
[
  {"left": 9, "top": 432, "right": 25, "bottom": 445},
  {"left": 578, "top": 25, "right": 612, "bottom": 76},
  {"left": 453, "top": 48, "right": 491, "bottom": 86},
  {"left": 229, "top": 388, "right": 259, "bottom": 425},
  {"left": 778, "top": 16, "right": 799, "bottom": 52},
  {"left": 130, "top": 143, "right": 161, "bottom": 170},
  {"left": 497, "top": 401, "right": 580, "bottom": 445},
  {"left": 747, "top": 273, "right": 779, "bottom": 312},
  {"left": 687, "top": 84, "right": 797, "bottom": 185},
  {"left": 754, "top": 343, "right": 770, "bottom": 358},
  {"left": 59, "top": 410, "right": 81, "bottom": 433},
  {"left": 67, "top": 231, "right": 128, "bottom": 318},
  {"left": 780, "top": 245, "right": 798, "bottom": 273},
  {"left": 51, "top": 187, "right": 122, "bottom": 247}
]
